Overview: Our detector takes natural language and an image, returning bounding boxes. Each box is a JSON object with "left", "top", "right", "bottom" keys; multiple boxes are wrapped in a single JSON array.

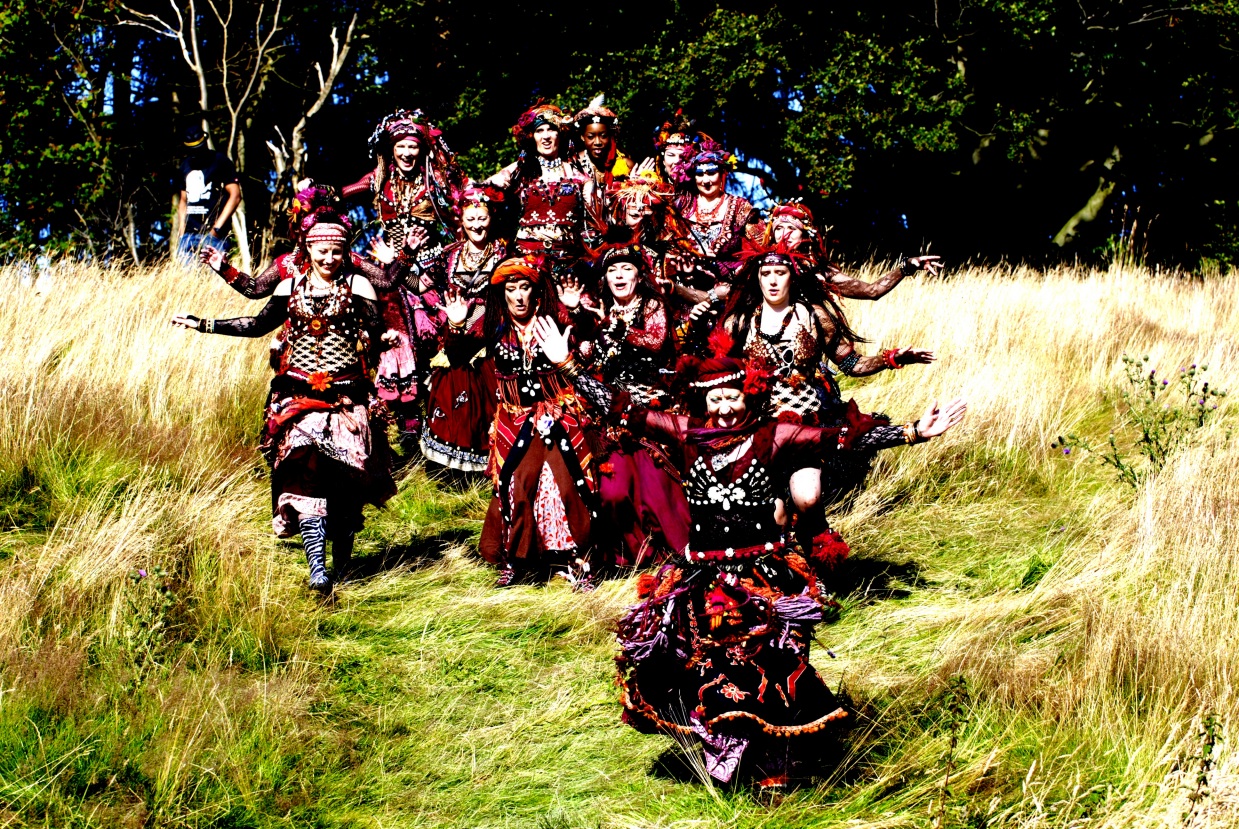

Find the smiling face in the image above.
[
  {"left": 705, "top": 387, "right": 747, "bottom": 428},
  {"left": 695, "top": 169, "right": 725, "bottom": 198},
  {"left": 771, "top": 220, "right": 805, "bottom": 249},
  {"left": 759, "top": 264, "right": 793, "bottom": 307},
  {"left": 504, "top": 278, "right": 535, "bottom": 321},
  {"left": 461, "top": 204, "right": 491, "bottom": 246},
  {"left": 582, "top": 123, "right": 612, "bottom": 162},
  {"left": 623, "top": 196, "right": 653, "bottom": 228},
  {"left": 308, "top": 241, "right": 345, "bottom": 278},
  {"left": 533, "top": 123, "right": 559, "bottom": 158},
  {"left": 605, "top": 261, "right": 639, "bottom": 303},
  {"left": 392, "top": 137, "right": 421, "bottom": 173},
  {"left": 661, "top": 142, "right": 685, "bottom": 176}
]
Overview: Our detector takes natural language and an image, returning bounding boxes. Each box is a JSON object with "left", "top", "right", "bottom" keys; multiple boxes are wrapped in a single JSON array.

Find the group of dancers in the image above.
[{"left": 172, "top": 98, "right": 967, "bottom": 788}]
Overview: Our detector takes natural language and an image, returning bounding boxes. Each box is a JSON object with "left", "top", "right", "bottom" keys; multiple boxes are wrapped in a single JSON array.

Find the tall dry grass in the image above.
[
  {"left": 0, "top": 258, "right": 1234, "bottom": 826},
  {"left": 831, "top": 264, "right": 1239, "bottom": 827}
]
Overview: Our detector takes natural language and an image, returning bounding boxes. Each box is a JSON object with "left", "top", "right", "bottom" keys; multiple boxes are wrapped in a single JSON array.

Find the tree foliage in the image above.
[{"left": 1, "top": 0, "right": 1236, "bottom": 267}]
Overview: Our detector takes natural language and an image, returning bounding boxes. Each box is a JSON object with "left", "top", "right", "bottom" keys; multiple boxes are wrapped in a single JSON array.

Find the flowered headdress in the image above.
[
  {"left": 367, "top": 109, "right": 442, "bottom": 160},
  {"left": 653, "top": 109, "right": 698, "bottom": 151},
  {"left": 512, "top": 103, "right": 570, "bottom": 144},
  {"left": 736, "top": 238, "right": 811, "bottom": 276},
  {"left": 287, "top": 184, "right": 340, "bottom": 245},
  {"left": 366, "top": 108, "right": 462, "bottom": 230},
  {"left": 490, "top": 254, "right": 546, "bottom": 285},
  {"left": 459, "top": 184, "right": 504, "bottom": 214},
  {"left": 572, "top": 94, "right": 619, "bottom": 132},
  {"left": 687, "top": 139, "right": 738, "bottom": 175}
]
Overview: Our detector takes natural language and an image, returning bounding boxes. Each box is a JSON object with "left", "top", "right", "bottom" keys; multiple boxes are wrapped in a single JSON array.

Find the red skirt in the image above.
[{"left": 420, "top": 358, "right": 497, "bottom": 472}]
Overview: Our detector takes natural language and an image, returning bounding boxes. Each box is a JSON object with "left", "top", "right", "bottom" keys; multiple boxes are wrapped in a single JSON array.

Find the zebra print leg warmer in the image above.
[{"left": 299, "top": 515, "right": 332, "bottom": 594}]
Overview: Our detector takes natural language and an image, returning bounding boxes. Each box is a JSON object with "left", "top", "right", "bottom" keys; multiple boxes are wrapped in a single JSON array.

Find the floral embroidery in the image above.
[
  {"left": 308, "top": 371, "right": 332, "bottom": 392},
  {"left": 719, "top": 683, "right": 749, "bottom": 702}
]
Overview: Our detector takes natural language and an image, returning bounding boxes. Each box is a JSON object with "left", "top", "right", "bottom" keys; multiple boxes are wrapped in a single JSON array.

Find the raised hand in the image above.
[
  {"left": 370, "top": 237, "right": 397, "bottom": 265},
  {"left": 443, "top": 285, "right": 469, "bottom": 328},
  {"left": 171, "top": 313, "right": 201, "bottom": 331},
  {"left": 533, "top": 317, "right": 573, "bottom": 365},
  {"left": 559, "top": 273, "right": 584, "bottom": 311},
  {"left": 915, "top": 397, "right": 968, "bottom": 440},
  {"left": 687, "top": 300, "right": 714, "bottom": 322},
  {"left": 893, "top": 347, "right": 935, "bottom": 366},
  {"left": 631, "top": 157, "right": 658, "bottom": 178},
  {"left": 908, "top": 255, "right": 944, "bottom": 277},
  {"left": 198, "top": 246, "right": 225, "bottom": 273},
  {"left": 404, "top": 225, "right": 430, "bottom": 253}
]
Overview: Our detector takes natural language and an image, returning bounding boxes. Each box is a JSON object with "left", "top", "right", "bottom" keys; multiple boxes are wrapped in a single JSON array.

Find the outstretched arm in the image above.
[
  {"left": 200, "top": 247, "right": 284, "bottom": 299},
  {"left": 773, "top": 398, "right": 967, "bottom": 459},
  {"left": 828, "top": 255, "right": 941, "bottom": 301},
  {"left": 172, "top": 290, "right": 290, "bottom": 337}
]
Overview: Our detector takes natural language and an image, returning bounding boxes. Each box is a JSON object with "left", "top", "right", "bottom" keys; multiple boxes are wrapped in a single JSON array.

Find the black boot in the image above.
[
  {"left": 332, "top": 533, "right": 354, "bottom": 581},
  {"left": 299, "top": 515, "right": 332, "bottom": 594}
]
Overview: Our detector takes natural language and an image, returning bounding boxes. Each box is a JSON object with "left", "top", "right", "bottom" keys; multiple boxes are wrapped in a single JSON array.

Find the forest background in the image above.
[{"left": 3, "top": 0, "right": 1239, "bottom": 271}]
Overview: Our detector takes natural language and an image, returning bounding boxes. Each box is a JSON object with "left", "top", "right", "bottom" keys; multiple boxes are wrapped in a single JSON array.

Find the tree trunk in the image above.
[{"left": 1053, "top": 146, "right": 1121, "bottom": 247}]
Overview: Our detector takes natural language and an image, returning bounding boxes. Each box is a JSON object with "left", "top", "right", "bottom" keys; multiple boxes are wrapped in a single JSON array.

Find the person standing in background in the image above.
[{"left": 174, "top": 124, "right": 242, "bottom": 261}]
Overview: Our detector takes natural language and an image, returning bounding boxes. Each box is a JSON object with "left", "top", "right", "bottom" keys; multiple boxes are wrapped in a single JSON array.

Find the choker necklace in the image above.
[{"left": 539, "top": 155, "right": 563, "bottom": 170}]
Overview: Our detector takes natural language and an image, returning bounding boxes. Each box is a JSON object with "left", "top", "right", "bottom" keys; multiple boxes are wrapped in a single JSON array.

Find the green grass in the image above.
[
  {"left": 0, "top": 441, "right": 1137, "bottom": 828},
  {"left": 3, "top": 263, "right": 1236, "bottom": 827}
]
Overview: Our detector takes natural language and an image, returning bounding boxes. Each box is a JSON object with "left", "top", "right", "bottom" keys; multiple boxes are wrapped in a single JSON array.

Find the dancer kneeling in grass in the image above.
[
  {"left": 534, "top": 315, "right": 965, "bottom": 787},
  {"left": 173, "top": 213, "right": 396, "bottom": 594}
]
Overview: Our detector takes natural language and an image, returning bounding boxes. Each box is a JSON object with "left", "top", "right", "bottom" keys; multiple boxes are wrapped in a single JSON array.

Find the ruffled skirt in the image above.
[{"left": 616, "top": 548, "right": 846, "bottom": 783}]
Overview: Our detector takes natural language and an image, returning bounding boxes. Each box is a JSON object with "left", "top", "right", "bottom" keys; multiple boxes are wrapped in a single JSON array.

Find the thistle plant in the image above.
[
  {"left": 121, "top": 565, "right": 178, "bottom": 683},
  {"left": 1054, "top": 355, "right": 1227, "bottom": 488}
]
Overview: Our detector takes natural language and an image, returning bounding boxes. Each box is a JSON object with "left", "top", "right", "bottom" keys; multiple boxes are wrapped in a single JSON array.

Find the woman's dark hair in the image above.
[{"left": 722, "top": 259, "right": 865, "bottom": 355}]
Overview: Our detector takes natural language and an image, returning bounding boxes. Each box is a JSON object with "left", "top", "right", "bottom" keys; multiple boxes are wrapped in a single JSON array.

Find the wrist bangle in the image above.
[
  {"left": 554, "top": 355, "right": 579, "bottom": 378},
  {"left": 203, "top": 319, "right": 215, "bottom": 333},
  {"left": 903, "top": 423, "right": 917, "bottom": 444},
  {"left": 706, "top": 288, "right": 720, "bottom": 305},
  {"left": 883, "top": 348, "right": 903, "bottom": 370},
  {"left": 899, "top": 257, "right": 919, "bottom": 277},
  {"left": 913, "top": 421, "right": 923, "bottom": 443}
]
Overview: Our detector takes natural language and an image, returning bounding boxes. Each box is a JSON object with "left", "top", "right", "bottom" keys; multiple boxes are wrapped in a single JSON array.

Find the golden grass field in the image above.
[{"left": 0, "top": 259, "right": 1234, "bottom": 827}]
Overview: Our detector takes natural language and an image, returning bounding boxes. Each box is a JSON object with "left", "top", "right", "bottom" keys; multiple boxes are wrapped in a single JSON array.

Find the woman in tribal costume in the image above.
[
  {"left": 442, "top": 254, "right": 599, "bottom": 589},
  {"left": 570, "top": 95, "right": 633, "bottom": 253},
  {"left": 412, "top": 186, "right": 508, "bottom": 473},
  {"left": 485, "top": 104, "right": 590, "bottom": 286},
  {"left": 563, "top": 237, "right": 690, "bottom": 569},
  {"left": 719, "top": 242, "right": 935, "bottom": 556},
  {"left": 174, "top": 213, "right": 396, "bottom": 594},
  {"left": 343, "top": 109, "right": 464, "bottom": 438},
  {"left": 536, "top": 322, "right": 966, "bottom": 787}
]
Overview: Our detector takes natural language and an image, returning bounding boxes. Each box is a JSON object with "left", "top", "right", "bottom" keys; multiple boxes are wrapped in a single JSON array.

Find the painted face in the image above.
[
  {"left": 505, "top": 278, "right": 535, "bottom": 321},
  {"left": 695, "top": 169, "right": 725, "bottom": 198},
  {"left": 759, "top": 264, "right": 793, "bottom": 306},
  {"left": 624, "top": 196, "right": 653, "bottom": 228},
  {"left": 772, "top": 220, "right": 805, "bottom": 249},
  {"left": 582, "top": 123, "right": 612, "bottom": 161},
  {"left": 392, "top": 138, "right": 421, "bottom": 172},
  {"left": 461, "top": 204, "right": 491, "bottom": 245},
  {"left": 605, "top": 261, "right": 639, "bottom": 302},
  {"left": 661, "top": 141, "right": 685, "bottom": 175},
  {"left": 308, "top": 241, "right": 345, "bottom": 277},
  {"left": 533, "top": 124, "right": 559, "bottom": 158},
  {"left": 705, "top": 387, "right": 747, "bottom": 428}
]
